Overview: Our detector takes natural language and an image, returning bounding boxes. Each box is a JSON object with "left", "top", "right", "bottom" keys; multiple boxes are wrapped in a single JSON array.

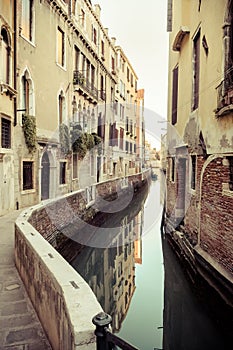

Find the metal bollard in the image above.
[{"left": 92, "top": 312, "right": 112, "bottom": 350}]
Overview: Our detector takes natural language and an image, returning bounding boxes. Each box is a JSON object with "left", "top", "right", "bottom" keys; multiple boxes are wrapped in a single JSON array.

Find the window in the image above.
[
  {"left": 92, "top": 27, "right": 97, "bottom": 45},
  {"left": 1, "top": 118, "right": 11, "bottom": 148},
  {"left": 227, "top": 157, "right": 233, "bottom": 191},
  {"left": 1, "top": 28, "right": 10, "bottom": 84},
  {"left": 74, "top": 46, "right": 80, "bottom": 70},
  {"left": 192, "top": 30, "right": 200, "bottom": 111},
  {"left": 191, "top": 155, "right": 196, "bottom": 190},
  {"left": 23, "top": 161, "right": 33, "bottom": 190},
  {"left": 121, "top": 58, "right": 125, "bottom": 72},
  {"left": 130, "top": 73, "right": 133, "bottom": 87},
  {"left": 101, "top": 40, "right": 105, "bottom": 56},
  {"left": 80, "top": 9, "right": 85, "bottom": 27},
  {"left": 127, "top": 67, "right": 130, "bottom": 81},
  {"left": 111, "top": 56, "right": 115, "bottom": 73},
  {"left": 73, "top": 153, "right": 78, "bottom": 179},
  {"left": 171, "top": 157, "right": 175, "bottom": 182},
  {"left": 57, "top": 27, "right": 65, "bottom": 67},
  {"left": 21, "top": 0, "right": 33, "bottom": 41},
  {"left": 125, "top": 141, "right": 129, "bottom": 152},
  {"left": 60, "top": 162, "right": 66, "bottom": 184},
  {"left": 171, "top": 66, "right": 178, "bottom": 125},
  {"left": 120, "top": 128, "right": 124, "bottom": 150},
  {"left": 22, "top": 75, "right": 30, "bottom": 114}
]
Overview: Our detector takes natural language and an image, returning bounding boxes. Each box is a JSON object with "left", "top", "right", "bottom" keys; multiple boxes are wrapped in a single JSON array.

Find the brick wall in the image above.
[
  {"left": 183, "top": 156, "right": 206, "bottom": 244},
  {"left": 200, "top": 156, "right": 233, "bottom": 274}
]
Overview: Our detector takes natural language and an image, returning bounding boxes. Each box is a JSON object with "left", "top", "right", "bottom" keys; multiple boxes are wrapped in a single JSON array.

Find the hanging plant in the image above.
[
  {"left": 84, "top": 132, "right": 95, "bottom": 151},
  {"left": 71, "top": 131, "right": 102, "bottom": 159},
  {"left": 72, "top": 130, "right": 87, "bottom": 159},
  {"left": 92, "top": 133, "right": 102, "bottom": 146},
  {"left": 22, "top": 114, "right": 37, "bottom": 154},
  {"left": 59, "top": 123, "right": 70, "bottom": 155},
  {"left": 92, "top": 133, "right": 102, "bottom": 155}
]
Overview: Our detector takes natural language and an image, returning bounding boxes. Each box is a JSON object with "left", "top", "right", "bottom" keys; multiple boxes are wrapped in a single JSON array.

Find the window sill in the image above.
[
  {"left": 0, "top": 82, "right": 17, "bottom": 99},
  {"left": 59, "top": 183, "right": 67, "bottom": 188},
  {"left": 189, "top": 188, "right": 196, "bottom": 195},
  {"left": 222, "top": 183, "right": 233, "bottom": 197},
  {"left": 20, "top": 34, "right": 36, "bottom": 48},
  {"left": 21, "top": 189, "right": 36, "bottom": 195},
  {"left": 56, "top": 63, "right": 67, "bottom": 72}
]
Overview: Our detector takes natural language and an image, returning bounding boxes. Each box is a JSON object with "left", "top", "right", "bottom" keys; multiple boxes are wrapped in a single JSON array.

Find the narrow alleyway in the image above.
[{"left": 0, "top": 210, "right": 51, "bottom": 349}]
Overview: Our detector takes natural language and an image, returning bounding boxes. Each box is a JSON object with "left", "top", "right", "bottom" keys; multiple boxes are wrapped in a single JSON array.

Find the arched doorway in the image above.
[{"left": 41, "top": 152, "right": 50, "bottom": 200}]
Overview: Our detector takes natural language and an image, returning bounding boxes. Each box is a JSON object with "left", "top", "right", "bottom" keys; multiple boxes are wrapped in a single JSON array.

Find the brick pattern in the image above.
[
  {"left": 183, "top": 156, "right": 206, "bottom": 244},
  {"left": 28, "top": 173, "right": 148, "bottom": 246},
  {"left": 200, "top": 156, "right": 233, "bottom": 274}
]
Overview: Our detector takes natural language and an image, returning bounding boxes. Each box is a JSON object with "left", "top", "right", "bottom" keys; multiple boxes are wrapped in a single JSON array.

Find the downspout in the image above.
[{"left": 13, "top": 0, "right": 17, "bottom": 126}]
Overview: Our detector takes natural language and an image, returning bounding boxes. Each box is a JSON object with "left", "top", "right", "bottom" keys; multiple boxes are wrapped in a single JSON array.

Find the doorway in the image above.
[{"left": 41, "top": 152, "right": 50, "bottom": 200}]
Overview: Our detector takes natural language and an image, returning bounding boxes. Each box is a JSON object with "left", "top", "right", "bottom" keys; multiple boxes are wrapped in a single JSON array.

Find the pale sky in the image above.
[{"left": 95, "top": 0, "right": 169, "bottom": 148}]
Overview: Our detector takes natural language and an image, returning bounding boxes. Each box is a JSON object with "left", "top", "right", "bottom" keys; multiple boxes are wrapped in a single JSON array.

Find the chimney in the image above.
[{"left": 94, "top": 4, "right": 101, "bottom": 19}]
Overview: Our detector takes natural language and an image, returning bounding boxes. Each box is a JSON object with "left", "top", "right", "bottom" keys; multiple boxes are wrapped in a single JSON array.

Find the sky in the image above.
[{"left": 95, "top": 0, "right": 169, "bottom": 148}]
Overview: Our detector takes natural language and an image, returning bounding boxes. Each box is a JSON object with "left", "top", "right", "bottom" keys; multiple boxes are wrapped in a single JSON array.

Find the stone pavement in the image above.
[{"left": 0, "top": 210, "right": 52, "bottom": 350}]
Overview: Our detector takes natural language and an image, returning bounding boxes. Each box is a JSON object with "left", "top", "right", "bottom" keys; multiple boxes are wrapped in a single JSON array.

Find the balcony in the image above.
[
  {"left": 216, "top": 67, "right": 233, "bottom": 117},
  {"left": 73, "top": 71, "right": 98, "bottom": 102}
]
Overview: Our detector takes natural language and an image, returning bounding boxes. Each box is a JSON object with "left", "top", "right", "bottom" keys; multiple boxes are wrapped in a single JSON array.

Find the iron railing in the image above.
[
  {"left": 73, "top": 70, "right": 98, "bottom": 100},
  {"left": 216, "top": 67, "right": 233, "bottom": 111},
  {"left": 93, "top": 312, "right": 139, "bottom": 350}
]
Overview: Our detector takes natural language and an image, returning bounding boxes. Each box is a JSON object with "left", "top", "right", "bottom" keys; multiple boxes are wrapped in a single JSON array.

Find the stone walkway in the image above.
[{"left": 0, "top": 210, "right": 52, "bottom": 350}]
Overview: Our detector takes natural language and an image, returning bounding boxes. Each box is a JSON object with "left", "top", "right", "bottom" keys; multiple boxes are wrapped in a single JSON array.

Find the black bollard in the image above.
[{"left": 92, "top": 312, "right": 112, "bottom": 350}]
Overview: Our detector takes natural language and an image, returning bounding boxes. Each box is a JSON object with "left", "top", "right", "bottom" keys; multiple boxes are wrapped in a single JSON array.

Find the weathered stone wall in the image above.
[{"left": 15, "top": 171, "right": 150, "bottom": 350}]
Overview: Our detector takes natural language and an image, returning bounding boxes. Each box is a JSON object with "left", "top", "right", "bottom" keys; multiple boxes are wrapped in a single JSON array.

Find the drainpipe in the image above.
[{"left": 13, "top": 0, "right": 17, "bottom": 126}]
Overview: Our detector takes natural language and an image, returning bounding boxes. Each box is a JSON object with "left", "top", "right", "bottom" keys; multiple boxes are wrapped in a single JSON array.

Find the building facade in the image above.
[
  {"left": 0, "top": 0, "right": 145, "bottom": 215},
  {"left": 166, "top": 0, "right": 233, "bottom": 305},
  {"left": 0, "top": 0, "right": 17, "bottom": 215}
]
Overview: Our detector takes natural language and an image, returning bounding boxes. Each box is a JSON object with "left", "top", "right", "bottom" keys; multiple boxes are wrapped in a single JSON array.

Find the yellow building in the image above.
[
  {"left": 166, "top": 0, "right": 233, "bottom": 305},
  {"left": 9, "top": 0, "right": 145, "bottom": 212}
]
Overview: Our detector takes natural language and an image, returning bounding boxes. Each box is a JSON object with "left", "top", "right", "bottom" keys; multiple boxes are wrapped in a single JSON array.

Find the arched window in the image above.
[
  {"left": 1, "top": 28, "right": 10, "bottom": 84},
  {"left": 21, "top": 70, "right": 34, "bottom": 116},
  {"left": 22, "top": 75, "right": 30, "bottom": 114}
]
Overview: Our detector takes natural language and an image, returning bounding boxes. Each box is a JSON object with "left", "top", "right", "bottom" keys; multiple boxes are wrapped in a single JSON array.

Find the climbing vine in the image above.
[
  {"left": 59, "top": 123, "right": 71, "bottom": 155},
  {"left": 22, "top": 114, "right": 37, "bottom": 154}
]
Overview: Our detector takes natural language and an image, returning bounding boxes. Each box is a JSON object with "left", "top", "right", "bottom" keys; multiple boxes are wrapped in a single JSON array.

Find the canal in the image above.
[{"left": 58, "top": 174, "right": 233, "bottom": 350}]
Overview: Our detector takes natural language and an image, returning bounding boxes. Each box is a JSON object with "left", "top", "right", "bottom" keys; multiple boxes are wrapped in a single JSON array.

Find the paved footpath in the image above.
[{"left": 0, "top": 210, "right": 52, "bottom": 350}]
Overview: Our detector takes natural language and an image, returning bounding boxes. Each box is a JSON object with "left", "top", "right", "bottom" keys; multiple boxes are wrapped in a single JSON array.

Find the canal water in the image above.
[{"left": 59, "top": 175, "right": 233, "bottom": 350}]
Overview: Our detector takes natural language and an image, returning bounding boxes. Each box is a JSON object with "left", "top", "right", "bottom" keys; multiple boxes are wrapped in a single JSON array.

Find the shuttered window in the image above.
[
  {"left": 192, "top": 30, "right": 200, "bottom": 111},
  {"left": 171, "top": 66, "right": 178, "bottom": 125},
  {"left": 1, "top": 118, "right": 11, "bottom": 149},
  {"left": 23, "top": 161, "right": 33, "bottom": 190}
]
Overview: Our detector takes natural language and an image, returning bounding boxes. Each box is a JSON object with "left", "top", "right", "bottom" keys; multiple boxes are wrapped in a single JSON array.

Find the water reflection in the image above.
[
  {"left": 70, "top": 203, "right": 145, "bottom": 332},
  {"left": 57, "top": 177, "right": 233, "bottom": 350}
]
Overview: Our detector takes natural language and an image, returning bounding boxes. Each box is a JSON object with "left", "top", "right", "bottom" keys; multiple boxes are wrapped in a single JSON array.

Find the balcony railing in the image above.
[
  {"left": 216, "top": 67, "right": 233, "bottom": 116},
  {"left": 93, "top": 312, "right": 139, "bottom": 350},
  {"left": 73, "top": 70, "right": 98, "bottom": 100}
]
